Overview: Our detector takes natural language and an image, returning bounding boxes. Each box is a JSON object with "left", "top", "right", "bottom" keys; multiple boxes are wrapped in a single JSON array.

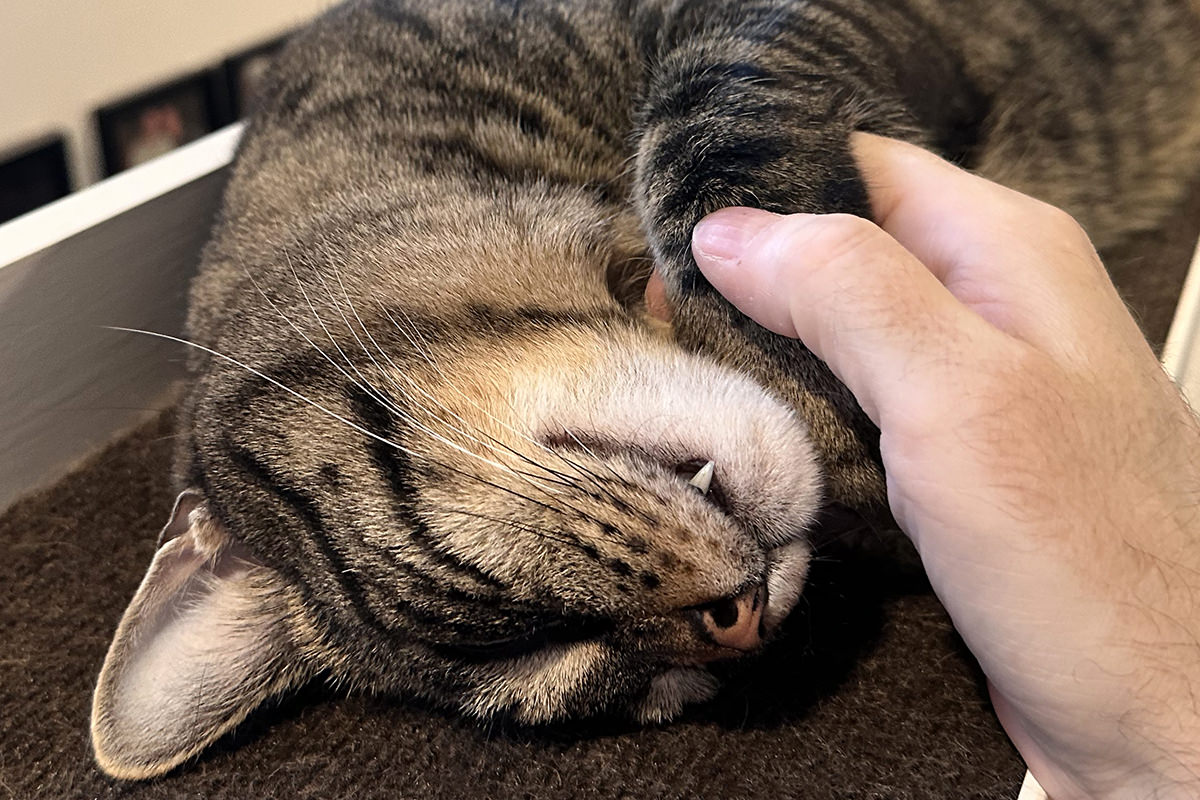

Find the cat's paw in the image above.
[{"left": 634, "top": 667, "right": 720, "bottom": 723}]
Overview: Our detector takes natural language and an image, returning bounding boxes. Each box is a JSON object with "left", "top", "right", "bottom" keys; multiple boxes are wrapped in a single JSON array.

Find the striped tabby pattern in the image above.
[{"left": 91, "top": 0, "right": 1200, "bottom": 779}]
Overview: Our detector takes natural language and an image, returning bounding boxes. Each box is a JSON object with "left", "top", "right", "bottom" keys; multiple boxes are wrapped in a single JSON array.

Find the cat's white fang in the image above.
[{"left": 687, "top": 461, "right": 715, "bottom": 496}]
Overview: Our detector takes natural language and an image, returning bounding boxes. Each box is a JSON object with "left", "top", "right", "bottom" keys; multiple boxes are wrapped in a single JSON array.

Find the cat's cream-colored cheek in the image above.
[
  {"left": 387, "top": 355, "right": 520, "bottom": 442},
  {"left": 465, "top": 641, "right": 607, "bottom": 722}
]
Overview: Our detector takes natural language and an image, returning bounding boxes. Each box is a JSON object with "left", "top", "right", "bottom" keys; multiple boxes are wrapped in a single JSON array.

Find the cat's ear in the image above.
[{"left": 91, "top": 490, "right": 308, "bottom": 779}]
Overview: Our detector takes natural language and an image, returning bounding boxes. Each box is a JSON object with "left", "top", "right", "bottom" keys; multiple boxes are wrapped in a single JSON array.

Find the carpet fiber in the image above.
[{"left": 2, "top": 182, "right": 1198, "bottom": 799}]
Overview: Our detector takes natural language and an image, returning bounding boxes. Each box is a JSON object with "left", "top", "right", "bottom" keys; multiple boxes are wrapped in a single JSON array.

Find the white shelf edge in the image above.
[
  {"left": 0, "top": 122, "right": 244, "bottom": 268},
  {"left": 1162, "top": 230, "right": 1200, "bottom": 389},
  {"left": 1017, "top": 771, "right": 1048, "bottom": 800}
]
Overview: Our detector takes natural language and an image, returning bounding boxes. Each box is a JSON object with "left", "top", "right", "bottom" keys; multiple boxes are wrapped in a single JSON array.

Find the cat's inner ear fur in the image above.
[{"left": 91, "top": 491, "right": 307, "bottom": 780}]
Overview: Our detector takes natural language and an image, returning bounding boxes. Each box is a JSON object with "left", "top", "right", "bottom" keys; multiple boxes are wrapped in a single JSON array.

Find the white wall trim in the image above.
[
  {"left": 1162, "top": 229, "right": 1200, "bottom": 402},
  {"left": 0, "top": 122, "right": 242, "bottom": 267}
]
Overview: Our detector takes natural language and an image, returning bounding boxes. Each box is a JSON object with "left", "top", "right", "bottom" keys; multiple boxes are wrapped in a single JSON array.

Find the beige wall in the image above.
[{"left": 0, "top": 0, "right": 333, "bottom": 187}]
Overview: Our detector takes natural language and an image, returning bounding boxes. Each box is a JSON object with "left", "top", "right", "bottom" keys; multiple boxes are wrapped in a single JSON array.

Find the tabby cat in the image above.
[{"left": 91, "top": 0, "right": 1200, "bottom": 779}]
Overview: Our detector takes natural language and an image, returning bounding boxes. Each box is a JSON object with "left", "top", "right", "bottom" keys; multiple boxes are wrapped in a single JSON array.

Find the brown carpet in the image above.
[{"left": 2, "top": 182, "right": 1197, "bottom": 799}]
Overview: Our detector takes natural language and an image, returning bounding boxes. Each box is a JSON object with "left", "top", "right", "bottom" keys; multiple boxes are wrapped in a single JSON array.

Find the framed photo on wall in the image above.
[
  {"left": 96, "top": 72, "right": 228, "bottom": 176},
  {"left": 0, "top": 135, "right": 72, "bottom": 224},
  {"left": 223, "top": 36, "right": 289, "bottom": 119}
]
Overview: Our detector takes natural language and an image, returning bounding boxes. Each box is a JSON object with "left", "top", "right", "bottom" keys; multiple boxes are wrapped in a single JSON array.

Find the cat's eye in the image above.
[{"left": 439, "top": 617, "right": 614, "bottom": 663}]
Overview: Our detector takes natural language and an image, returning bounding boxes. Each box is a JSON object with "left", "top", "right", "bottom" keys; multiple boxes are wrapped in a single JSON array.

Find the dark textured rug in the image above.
[{"left": 2, "top": 181, "right": 1197, "bottom": 799}]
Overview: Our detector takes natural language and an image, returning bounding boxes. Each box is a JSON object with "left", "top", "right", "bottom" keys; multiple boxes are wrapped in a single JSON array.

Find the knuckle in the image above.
[
  {"left": 803, "top": 213, "right": 885, "bottom": 263},
  {"left": 1044, "top": 204, "right": 1082, "bottom": 233},
  {"left": 1033, "top": 202, "right": 1093, "bottom": 250}
]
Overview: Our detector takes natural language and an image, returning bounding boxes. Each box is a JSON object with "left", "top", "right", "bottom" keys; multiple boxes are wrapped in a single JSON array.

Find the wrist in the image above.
[
  {"left": 994, "top": 681, "right": 1200, "bottom": 800},
  {"left": 992, "top": 530, "right": 1200, "bottom": 800}
]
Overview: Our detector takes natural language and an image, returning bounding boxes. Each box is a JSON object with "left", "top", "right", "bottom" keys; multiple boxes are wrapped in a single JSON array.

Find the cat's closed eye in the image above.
[{"left": 436, "top": 617, "right": 617, "bottom": 663}]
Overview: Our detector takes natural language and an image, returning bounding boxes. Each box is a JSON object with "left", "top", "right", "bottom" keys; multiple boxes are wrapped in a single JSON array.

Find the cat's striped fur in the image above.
[{"left": 92, "top": 0, "right": 1200, "bottom": 779}]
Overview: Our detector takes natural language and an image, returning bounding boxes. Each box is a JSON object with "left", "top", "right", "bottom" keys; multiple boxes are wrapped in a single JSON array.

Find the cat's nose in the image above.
[{"left": 696, "top": 584, "right": 765, "bottom": 652}]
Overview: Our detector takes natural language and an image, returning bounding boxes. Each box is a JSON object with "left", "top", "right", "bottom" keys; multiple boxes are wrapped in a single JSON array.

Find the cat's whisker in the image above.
[
  {"left": 300, "top": 262, "right": 619, "bottom": 515},
  {"left": 506, "top": 468, "right": 584, "bottom": 492},
  {"left": 296, "top": 263, "right": 530, "bottom": 485},
  {"left": 106, "top": 324, "right": 546, "bottom": 519},
  {"left": 104, "top": 326, "right": 423, "bottom": 459},
  {"left": 273, "top": 256, "right": 556, "bottom": 489},
  {"left": 379, "top": 303, "right": 575, "bottom": 461},
  {"left": 323, "top": 262, "right": 529, "bottom": 470},
  {"left": 559, "top": 430, "right": 634, "bottom": 489},
  {"left": 442, "top": 507, "right": 591, "bottom": 554},
  {"left": 380, "top": 305, "right": 556, "bottom": 450},
  {"left": 492, "top": 443, "right": 611, "bottom": 496},
  {"left": 244, "top": 262, "right": 487, "bottom": 487},
  {"left": 283, "top": 251, "right": 402, "bottom": 413},
  {"left": 240, "top": 256, "right": 409, "bottom": 424},
  {"left": 360, "top": 290, "right": 671, "bottom": 532},
  {"left": 373, "top": 302, "right": 627, "bottom": 507},
  {"left": 117, "top": 321, "right": 590, "bottom": 554},
  {"left": 256, "top": 257, "right": 502, "bottom": 489},
  {"left": 446, "top": 468, "right": 587, "bottom": 525},
  {"left": 544, "top": 443, "right": 636, "bottom": 510},
  {"left": 525, "top": 423, "right": 644, "bottom": 508}
]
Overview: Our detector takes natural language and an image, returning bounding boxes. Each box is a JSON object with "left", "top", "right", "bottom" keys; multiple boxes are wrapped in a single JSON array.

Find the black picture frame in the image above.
[
  {"left": 95, "top": 71, "right": 228, "bottom": 177},
  {"left": 222, "top": 35, "right": 290, "bottom": 119},
  {"left": 0, "top": 135, "right": 72, "bottom": 224}
]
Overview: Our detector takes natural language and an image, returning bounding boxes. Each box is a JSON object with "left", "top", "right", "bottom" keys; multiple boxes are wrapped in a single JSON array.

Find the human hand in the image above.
[{"left": 688, "top": 134, "right": 1200, "bottom": 799}]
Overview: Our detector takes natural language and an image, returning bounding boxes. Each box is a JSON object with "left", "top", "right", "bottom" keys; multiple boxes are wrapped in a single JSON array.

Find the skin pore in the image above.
[{"left": 680, "top": 134, "right": 1200, "bottom": 800}]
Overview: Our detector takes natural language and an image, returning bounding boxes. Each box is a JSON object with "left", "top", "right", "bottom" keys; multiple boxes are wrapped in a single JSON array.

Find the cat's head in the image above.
[{"left": 91, "top": 310, "right": 823, "bottom": 779}]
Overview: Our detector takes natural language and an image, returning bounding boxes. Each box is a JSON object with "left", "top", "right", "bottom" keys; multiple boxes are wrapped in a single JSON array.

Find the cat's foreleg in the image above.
[{"left": 628, "top": 0, "right": 963, "bottom": 515}]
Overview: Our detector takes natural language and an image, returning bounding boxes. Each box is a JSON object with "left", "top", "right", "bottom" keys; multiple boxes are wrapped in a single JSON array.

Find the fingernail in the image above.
[{"left": 692, "top": 207, "right": 778, "bottom": 264}]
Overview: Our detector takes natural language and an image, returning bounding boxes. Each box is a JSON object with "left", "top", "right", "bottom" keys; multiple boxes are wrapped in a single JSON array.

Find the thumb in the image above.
[{"left": 691, "top": 207, "right": 994, "bottom": 424}]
